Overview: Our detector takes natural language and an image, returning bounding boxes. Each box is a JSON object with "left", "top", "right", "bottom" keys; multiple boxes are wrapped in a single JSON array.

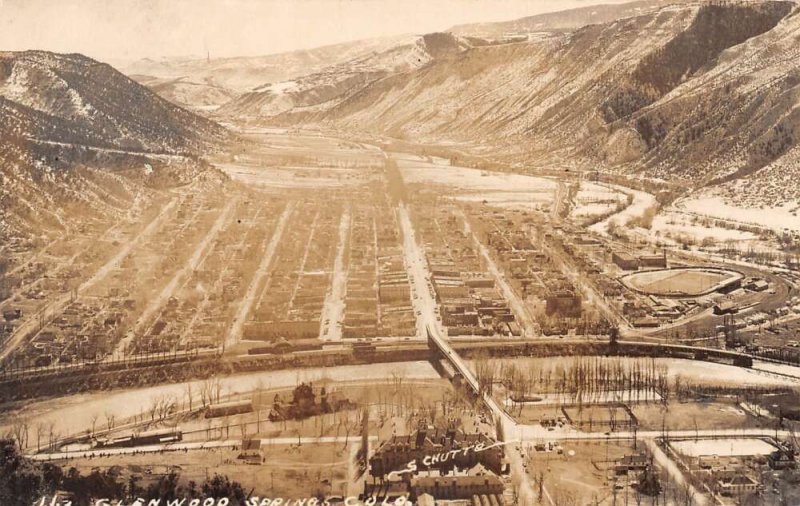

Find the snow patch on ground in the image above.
[
  {"left": 670, "top": 438, "right": 776, "bottom": 457},
  {"left": 651, "top": 210, "right": 758, "bottom": 242},
  {"left": 217, "top": 163, "right": 370, "bottom": 188},
  {"left": 452, "top": 191, "right": 551, "bottom": 211},
  {"left": 261, "top": 80, "right": 300, "bottom": 94},
  {"left": 679, "top": 196, "right": 800, "bottom": 233},
  {"left": 398, "top": 160, "right": 557, "bottom": 194},
  {"left": 570, "top": 182, "right": 626, "bottom": 219},
  {"left": 588, "top": 182, "right": 657, "bottom": 235}
]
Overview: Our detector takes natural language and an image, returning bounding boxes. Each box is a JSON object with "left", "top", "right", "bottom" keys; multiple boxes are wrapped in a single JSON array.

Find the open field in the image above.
[
  {"left": 570, "top": 182, "right": 628, "bottom": 222},
  {"left": 57, "top": 443, "right": 351, "bottom": 498},
  {"left": 680, "top": 195, "right": 800, "bottom": 234},
  {"left": 632, "top": 402, "right": 759, "bottom": 432},
  {"left": 651, "top": 211, "right": 759, "bottom": 243},
  {"left": 669, "top": 438, "right": 777, "bottom": 458},
  {"left": 524, "top": 440, "right": 671, "bottom": 506},
  {"left": 218, "top": 163, "right": 371, "bottom": 188},
  {"left": 397, "top": 156, "right": 557, "bottom": 211}
]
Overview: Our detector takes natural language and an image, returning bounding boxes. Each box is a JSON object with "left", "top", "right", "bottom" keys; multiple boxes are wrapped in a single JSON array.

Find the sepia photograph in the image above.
[{"left": 1, "top": 0, "right": 800, "bottom": 504}]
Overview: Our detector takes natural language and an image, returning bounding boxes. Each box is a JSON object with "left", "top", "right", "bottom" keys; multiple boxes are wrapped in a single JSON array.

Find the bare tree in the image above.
[
  {"left": 222, "top": 416, "right": 230, "bottom": 439},
  {"left": 213, "top": 377, "right": 222, "bottom": 403},
  {"left": 90, "top": 413, "right": 99, "bottom": 437},
  {"left": 679, "top": 481, "right": 695, "bottom": 506},
  {"left": 391, "top": 371, "right": 404, "bottom": 392},
  {"left": 46, "top": 421, "right": 58, "bottom": 451},
  {"left": 342, "top": 412, "right": 355, "bottom": 449},
  {"left": 11, "top": 417, "right": 29, "bottom": 450},
  {"left": 184, "top": 382, "right": 193, "bottom": 412},
  {"left": 157, "top": 396, "right": 176, "bottom": 421},
  {"left": 148, "top": 395, "right": 161, "bottom": 422},
  {"left": 200, "top": 378, "right": 214, "bottom": 408},
  {"left": 35, "top": 422, "right": 46, "bottom": 452}
]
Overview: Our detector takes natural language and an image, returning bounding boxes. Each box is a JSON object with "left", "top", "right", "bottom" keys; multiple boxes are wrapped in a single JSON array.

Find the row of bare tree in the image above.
[{"left": 475, "top": 356, "right": 671, "bottom": 406}]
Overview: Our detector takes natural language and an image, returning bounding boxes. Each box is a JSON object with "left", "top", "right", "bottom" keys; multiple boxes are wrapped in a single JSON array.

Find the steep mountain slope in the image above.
[
  {"left": 284, "top": 6, "right": 705, "bottom": 142},
  {"left": 130, "top": 75, "right": 238, "bottom": 112},
  {"left": 631, "top": 3, "right": 800, "bottom": 213},
  {"left": 0, "top": 51, "right": 228, "bottom": 242},
  {"left": 122, "top": 35, "right": 412, "bottom": 111},
  {"left": 450, "top": 0, "right": 691, "bottom": 38},
  {"left": 623, "top": 5, "right": 800, "bottom": 184},
  {"left": 279, "top": 1, "right": 795, "bottom": 190},
  {"left": 0, "top": 51, "right": 227, "bottom": 154},
  {"left": 216, "top": 33, "right": 471, "bottom": 122}
]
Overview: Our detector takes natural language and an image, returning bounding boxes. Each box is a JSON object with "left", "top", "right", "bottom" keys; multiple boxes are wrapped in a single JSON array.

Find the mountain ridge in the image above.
[
  {"left": 121, "top": 35, "right": 416, "bottom": 111},
  {"left": 215, "top": 32, "right": 472, "bottom": 122},
  {"left": 0, "top": 50, "right": 228, "bottom": 155},
  {"left": 262, "top": 0, "right": 797, "bottom": 203},
  {"left": 448, "top": 0, "right": 692, "bottom": 37},
  {"left": 0, "top": 50, "right": 229, "bottom": 242}
]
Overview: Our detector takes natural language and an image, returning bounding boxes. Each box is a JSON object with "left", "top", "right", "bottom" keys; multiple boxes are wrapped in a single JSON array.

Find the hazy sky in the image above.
[{"left": 0, "top": 0, "right": 623, "bottom": 62}]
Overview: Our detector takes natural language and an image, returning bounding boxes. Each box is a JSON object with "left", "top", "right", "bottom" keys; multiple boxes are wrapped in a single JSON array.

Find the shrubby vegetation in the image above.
[{"left": 0, "top": 439, "right": 246, "bottom": 506}]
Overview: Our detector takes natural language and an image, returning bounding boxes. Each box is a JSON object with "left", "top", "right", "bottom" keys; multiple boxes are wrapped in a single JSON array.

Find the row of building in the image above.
[
  {"left": 245, "top": 205, "right": 339, "bottom": 343},
  {"left": 675, "top": 441, "right": 795, "bottom": 498},
  {"left": 419, "top": 208, "right": 518, "bottom": 337},
  {"left": 342, "top": 197, "right": 416, "bottom": 339}
]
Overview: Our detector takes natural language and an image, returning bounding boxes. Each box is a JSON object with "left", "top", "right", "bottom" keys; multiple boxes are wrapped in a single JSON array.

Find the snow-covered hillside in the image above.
[
  {"left": 0, "top": 50, "right": 229, "bottom": 242},
  {"left": 216, "top": 33, "right": 471, "bottom": 122},
  {"left": 122, "top": 35, "right": 414, "bottom": 111},
  {"left": 449, "top": 0, "right": 692, "bottom": 38},
  {"left": 260, "top": 2, "right": 797, "bottom": 210},
  {"left": 0, "top": 51, "right": 228, "bottom": 154}
]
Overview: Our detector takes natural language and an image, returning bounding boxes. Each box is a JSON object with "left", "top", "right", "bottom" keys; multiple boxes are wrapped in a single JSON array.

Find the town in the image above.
[
  {"left": 2, "top": 127, "right": 799, "bottom": 506},
  {"left": 2, "top": 1, "right": 800, "bottom": 505}
]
